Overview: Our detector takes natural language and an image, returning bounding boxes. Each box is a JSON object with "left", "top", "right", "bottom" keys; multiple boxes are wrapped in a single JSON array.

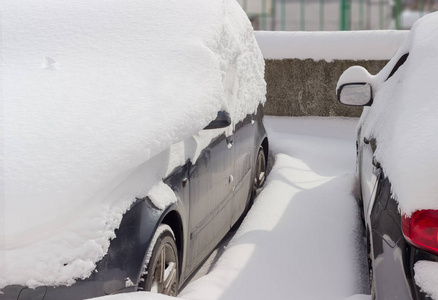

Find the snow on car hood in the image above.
[
  {"left": 1, "top": 0, "right": 266, "bottom": 288},
  {"left": 360, "top": 12, "right": 438, "bottom": 216}
]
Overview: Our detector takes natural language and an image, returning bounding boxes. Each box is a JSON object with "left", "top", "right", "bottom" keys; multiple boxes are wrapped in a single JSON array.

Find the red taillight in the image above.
[{"left": 402, "top": 210, "right": 438, "bottom": 256}]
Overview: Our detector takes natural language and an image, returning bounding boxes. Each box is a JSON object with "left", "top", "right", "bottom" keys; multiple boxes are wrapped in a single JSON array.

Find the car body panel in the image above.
[
  {"left": 359, "top": 136, "right": 379, "bottom": 226},
  {"left": 370, "top": 175, "right": 438, "bottom": 300},
  {"left": 355, "top": 113, "right": 436, "bottom": 300},
  {"left": 186, "top": 130, "right": 234, "bottom": 273},
  {"left": 231, "top": 113, "right": 255, "bottom": 225}
]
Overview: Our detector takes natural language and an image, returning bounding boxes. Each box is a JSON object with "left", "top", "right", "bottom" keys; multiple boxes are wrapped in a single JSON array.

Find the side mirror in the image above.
[
  {"left": 336, "top": 66, "right": 374, "bottom": 106},
  {"left": 337, "top": 83, "right": 373, "bottom": 106},
  {"left": 204, "top": 111, "right": 231, "bottom": 130}
]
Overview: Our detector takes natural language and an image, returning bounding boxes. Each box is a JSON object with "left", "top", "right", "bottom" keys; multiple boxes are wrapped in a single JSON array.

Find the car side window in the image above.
[{"left": 386, "top": 53, "right": 409, "bottom": 81}]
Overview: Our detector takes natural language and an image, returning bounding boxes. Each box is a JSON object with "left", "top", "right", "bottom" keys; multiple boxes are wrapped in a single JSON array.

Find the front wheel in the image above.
[
  {"left": 139, "top": 224, "right": 179, "bottom": 296},
  {"left": 253, "top": 147, "right": 267, "bottom": 191}
]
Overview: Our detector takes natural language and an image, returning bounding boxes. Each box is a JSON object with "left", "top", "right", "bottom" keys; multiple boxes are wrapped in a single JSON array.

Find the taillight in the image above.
[{"left": 402, "top": 210, "right": 438, "bottom": 256}]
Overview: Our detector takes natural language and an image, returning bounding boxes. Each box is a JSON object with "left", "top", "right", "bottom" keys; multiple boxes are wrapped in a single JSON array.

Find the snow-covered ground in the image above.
[{"left": 92, "top": 116, "right": 371, "bottom": 300}]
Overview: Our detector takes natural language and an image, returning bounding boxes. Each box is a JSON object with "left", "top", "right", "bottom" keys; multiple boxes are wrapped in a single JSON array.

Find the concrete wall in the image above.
[{"left": 264, "top": 59, "right": 388, "bottom": 117}]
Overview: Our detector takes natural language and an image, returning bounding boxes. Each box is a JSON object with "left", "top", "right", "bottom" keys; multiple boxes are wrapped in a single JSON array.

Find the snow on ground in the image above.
[
  {"left": 255, "top": 30, "right": 408, "bottom": 61},
  {"left": 93, "top": 116, "right": 370, "bottom": 300},
  {"left": 1, "top": 0, "right": 265, "bottom": 289}
]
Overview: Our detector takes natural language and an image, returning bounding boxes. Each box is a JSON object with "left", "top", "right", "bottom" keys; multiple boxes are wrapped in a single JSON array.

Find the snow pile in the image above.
[
  {"left": 414, "top": 261, "right": 438, "bottom": 300},
  {"left": 356, "top": 12, "right": 438, "bottom": 216},
  {"left": 178, "top": 117, "right": 368, "bottom": 300},
  {"left": 1, "top": 0, "right": 265, "bottom": 289},
  {"left": 254, "top": 30, "right": 408, "bottom": 61}
]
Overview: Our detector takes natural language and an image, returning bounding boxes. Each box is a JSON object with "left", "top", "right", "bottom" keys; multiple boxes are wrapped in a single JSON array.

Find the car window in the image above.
[{"left": 386, "top": 53, "right": 409, "bottom": 81}]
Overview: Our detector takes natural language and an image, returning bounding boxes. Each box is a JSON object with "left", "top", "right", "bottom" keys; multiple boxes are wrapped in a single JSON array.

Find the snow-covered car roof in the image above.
[
  {"left": 359, "top": 12, "right": 438, "bottom": 216},
  {"left": 1, "top": 0, "right": 266, "bottom": 289}
]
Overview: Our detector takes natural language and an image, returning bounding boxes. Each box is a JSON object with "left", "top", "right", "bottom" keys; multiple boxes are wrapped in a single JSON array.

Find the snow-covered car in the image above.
[
  {"left": 1, "top": 0, "right": 268, "bottom": 299},
  {"left": 336, "top": 12, "right": 438, "bottom": 300}
]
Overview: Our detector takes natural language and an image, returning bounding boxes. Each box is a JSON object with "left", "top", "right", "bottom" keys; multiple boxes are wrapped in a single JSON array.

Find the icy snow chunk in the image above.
[
  {"left": 414, "top": 261, "right": 438, "bottom": 300},
  {"left": 125, "top": 278, "right": 135, "bottom": 288},
  {"left": 147, "top": 181, "right": 177, "bottom": 211}
]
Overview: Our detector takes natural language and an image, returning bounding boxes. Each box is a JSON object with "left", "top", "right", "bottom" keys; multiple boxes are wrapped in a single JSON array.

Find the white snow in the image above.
[
  {"left": 352, "top": 12, "right": 438, "bottom": 216},
  {"left": 414, "top": 260, "right": 438, "bottom": 300},
  {"left": 254, "top": 30, "right": 408, "bottom": 61},
  {"left": 148, "top": 182, "right": 178, "bottom": 211},
  {"left": 1, "top": 0, "right": 265, "bottom": 289},
  {"left": 125, "top": 278, "right": 135, "bottom": 289},
  {"left": 91, "top": 116, "right": 370, "bottom": 300},
  {"left": 336, "top": 66, "right": 377, "bottom": 91}
]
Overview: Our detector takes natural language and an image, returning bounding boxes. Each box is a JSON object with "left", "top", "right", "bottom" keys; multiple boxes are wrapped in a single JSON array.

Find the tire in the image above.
[
  {"left": 139, "top": 224, "right": 179, "bottom": 296},
  {"left": 367, "top": 232, "right": 376, "bottom": 300},
  {"left": 253, "top": 147, "right": 267, "bottom": 191}
]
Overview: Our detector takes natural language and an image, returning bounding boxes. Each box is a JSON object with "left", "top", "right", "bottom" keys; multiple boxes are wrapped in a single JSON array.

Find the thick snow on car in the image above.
[
  {"left": 1, "top": 0, "right": 268, "bottom": 299},
  {"left": 337, "top": 12, "right": 438, "bottom": 300}
]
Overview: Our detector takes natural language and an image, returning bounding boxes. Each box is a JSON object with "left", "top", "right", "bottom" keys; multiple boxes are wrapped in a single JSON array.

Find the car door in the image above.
[
  {"left": 360, "top": 53, "right": 409, "bottom": 226},
  {"left": 186, "top": 129, "right": 235, "bottom": 271},
  {"left": 359, "top": 133, "right": 381, "bottom": 226},
  {"left": 230, "top": 112, "right": 256, "bottom": 225}
]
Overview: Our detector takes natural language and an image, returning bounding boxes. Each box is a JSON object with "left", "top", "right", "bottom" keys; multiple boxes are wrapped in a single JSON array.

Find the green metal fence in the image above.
[{"left": 237, "top": 0, "right": 437, "bottom": 31}]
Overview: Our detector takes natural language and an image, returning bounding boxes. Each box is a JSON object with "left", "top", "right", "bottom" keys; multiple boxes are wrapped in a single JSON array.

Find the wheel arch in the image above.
[
  {"left": 160, "top": 209, "right": 184, "bottom": 276},
  {"left": 261, "top": 137, "right": 269, "bottom": 164}
]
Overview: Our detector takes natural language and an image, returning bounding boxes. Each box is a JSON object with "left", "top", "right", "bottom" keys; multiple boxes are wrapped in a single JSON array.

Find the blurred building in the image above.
[{"left": 236, "top": 0, "right": 438, "bottom": 30}]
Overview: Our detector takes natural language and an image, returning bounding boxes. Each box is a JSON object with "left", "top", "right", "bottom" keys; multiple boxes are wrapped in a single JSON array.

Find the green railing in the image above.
[{"left": 238, "top": 0, "right": 435, "bottom": 31}]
